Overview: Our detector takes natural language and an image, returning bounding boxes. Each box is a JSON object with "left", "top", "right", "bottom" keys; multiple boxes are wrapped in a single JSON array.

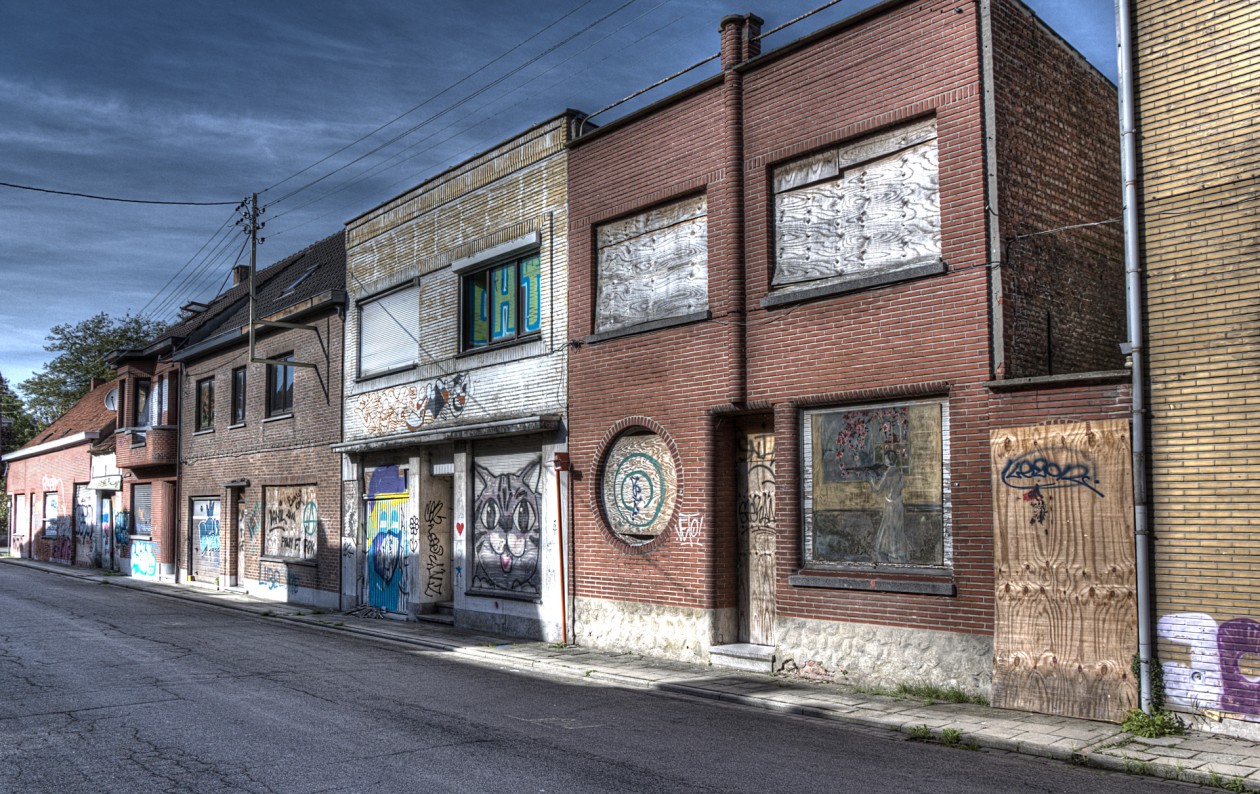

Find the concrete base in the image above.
[
  {"left": 710, "top": 643, "right": 775, "bottom": 674},
  {"left": 574, "top": 597, "right": 737, "bottom": 664}
]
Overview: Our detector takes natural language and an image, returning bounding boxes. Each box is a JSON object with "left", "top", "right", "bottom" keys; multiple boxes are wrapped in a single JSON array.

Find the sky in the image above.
[{"left": 0, "top": 0, "right": 1118, "bottom": 398}]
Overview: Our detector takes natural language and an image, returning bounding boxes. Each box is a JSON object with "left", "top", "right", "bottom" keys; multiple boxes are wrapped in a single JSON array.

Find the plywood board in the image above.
[{"left": 991, "top": 419, "right": 1138, "bottom": 723}]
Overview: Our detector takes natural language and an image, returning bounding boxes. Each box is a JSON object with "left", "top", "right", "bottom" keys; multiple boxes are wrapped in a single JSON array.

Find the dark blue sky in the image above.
[{"left": 0, "top": 0, "right": 1116, "bottom": 392}]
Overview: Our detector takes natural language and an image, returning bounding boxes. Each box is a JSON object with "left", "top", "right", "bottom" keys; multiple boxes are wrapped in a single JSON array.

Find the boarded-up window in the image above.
[
  {"left": 773, "top": 118, "right": 940, "bottom": 290},
  {"left": 359, "top": 285, "right": 419, "bottom": 377},
  {"left": 263, "top": 485, "right": 318, "bottom": 561},
  {"left": 595, "top": 195, "right": 708, "bottom": 334},
  {"left": 802, "top": 400, "right": 950, "bottom": 568},
  {"left": 469, "top": 447, "right": 543, "bottom": 599}
]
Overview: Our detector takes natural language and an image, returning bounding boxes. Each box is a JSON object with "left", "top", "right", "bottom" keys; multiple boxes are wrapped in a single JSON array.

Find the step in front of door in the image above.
[{"left": 710, "top": 643, "right": 775, "bottom": 674}]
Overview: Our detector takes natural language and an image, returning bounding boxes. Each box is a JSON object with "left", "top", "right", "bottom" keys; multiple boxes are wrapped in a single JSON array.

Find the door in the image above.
[
  {"left": 11, "top": 494, "right": 26, "bottom": 558},
  {"left": 74, "top": 485, "right": 96, "bottom": 567},
  {"left": 100, "top": 495, "right": 115, "bottom": 571},
  {"left": 362, "top": 465, "right": 411, "bottom": 614},
  {"left": 191, "top": 498, "right": 222, "bottom": 582},
  {"left": 736, "top": 425, "right": 777, "bottom": 646}
]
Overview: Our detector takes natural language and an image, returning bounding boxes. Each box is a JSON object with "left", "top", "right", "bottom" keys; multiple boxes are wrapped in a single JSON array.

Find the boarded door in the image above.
[
  {"left": 74, "top": 485, "right": 96, "bottom": 567},
  {"left": 12, "top": 494, "right": 27, "bottom": 557},
  {"left": 737, "top": 427, "right": 777, "bottom": 645},
  {"left": 991, "top": 419, "right": 1137, "bottom": 722},
  {"left": 191, "top": 498, "right": 222, "bottom": 581}
]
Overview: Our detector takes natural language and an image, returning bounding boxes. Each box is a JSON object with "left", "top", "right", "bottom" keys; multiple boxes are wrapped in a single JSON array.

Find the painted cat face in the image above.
[{"left": 472, "top": 459, "right": 542, "bottom": 594}]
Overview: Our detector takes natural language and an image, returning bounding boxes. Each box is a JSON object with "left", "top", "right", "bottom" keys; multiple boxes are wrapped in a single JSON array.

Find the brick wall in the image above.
[
  {"left": 991, "top": 0, "right": 1124, "bottom": 378},
  {"left": 178, "top": 310, "right": 344, "bottom": 602},
  {"left": 6, "top": 443, "right": 90, "bottom": 563}
]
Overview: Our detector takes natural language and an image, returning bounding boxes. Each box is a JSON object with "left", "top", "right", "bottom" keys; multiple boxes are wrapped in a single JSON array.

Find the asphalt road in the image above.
[{"left": 0, "top": 565, "right": 1194, "bottom": 793}]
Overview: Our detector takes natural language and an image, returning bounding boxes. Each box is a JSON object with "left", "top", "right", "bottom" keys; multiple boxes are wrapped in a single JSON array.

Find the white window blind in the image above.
[{"left": 359, "top": 285, "right": 420, "bottom": 377}]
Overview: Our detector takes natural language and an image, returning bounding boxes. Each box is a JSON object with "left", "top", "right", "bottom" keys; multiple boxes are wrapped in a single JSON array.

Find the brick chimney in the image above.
[
  {"left": 233, "top": 264, "right": 250, "bottom": 286},
  {"left": 720, "top": 13, "right": 762, "bottom": 69}
]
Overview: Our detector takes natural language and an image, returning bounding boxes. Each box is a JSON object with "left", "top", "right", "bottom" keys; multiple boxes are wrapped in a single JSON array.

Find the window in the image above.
[
  {"left": 462, "top": 254, "right": 541, "bottom": 349},
  {"left": 801, "top": 400, "right": 949, "bottom": 569},
  {"left": 132, "top": 484, "right": 153, "bottom": 537},
  {"left": 195, "top": 377, "right": 214, "bottom": 431},
  {"left": 231, "top": 367, "right": 246, "bottom": 424},
  {"left": 263, "top": 485, "right": 318, "bottom": 561},
  {"left": 359, "top": 284, "right": 419, "bottom": 377},
  {"left": 134, "top": 379, "right": 152, "bottom": 428},
  {"left": 599, "top": 429, "right": 678, "bottom": 545},
  {"left": 771, "top": 118, "right": 941, "bottom": 298},
  {"left": 43, "top": 491, "right": 60, "bottom": 537},
  {"left": 266, "top": 354, "right": 294, "bottom": 417},
  {"left": 594, "top": 195, "right": 708, "bottom": 335}
]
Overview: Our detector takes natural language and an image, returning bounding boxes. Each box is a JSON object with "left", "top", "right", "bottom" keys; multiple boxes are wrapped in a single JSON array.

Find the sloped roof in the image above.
[
  {"left": 209, "top": 230, "right": 345, "bottom": 332},
  {"left": 14, "top": 377, "right": 120, "bottom": 453}
]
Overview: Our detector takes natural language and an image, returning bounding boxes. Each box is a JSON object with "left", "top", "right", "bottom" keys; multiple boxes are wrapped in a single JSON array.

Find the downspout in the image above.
[{"left": 1116, "top": 0, "right": 1153, "bottom": 714}]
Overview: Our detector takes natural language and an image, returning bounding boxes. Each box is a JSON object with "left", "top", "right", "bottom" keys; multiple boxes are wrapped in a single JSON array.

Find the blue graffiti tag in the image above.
[{"left": 1001, "top": 450, "right": 1104, "bottom": 498}]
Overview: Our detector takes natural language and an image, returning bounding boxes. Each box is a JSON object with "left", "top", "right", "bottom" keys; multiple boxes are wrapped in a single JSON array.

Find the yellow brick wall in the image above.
[{"left": 1139, "top": 0, "right": 1260, "bottom": 723}]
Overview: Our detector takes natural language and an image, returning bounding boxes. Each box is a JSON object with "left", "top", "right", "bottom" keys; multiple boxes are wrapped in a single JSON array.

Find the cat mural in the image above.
[{"left": 472, "top": 459, "right": 542, "bottom": 596}]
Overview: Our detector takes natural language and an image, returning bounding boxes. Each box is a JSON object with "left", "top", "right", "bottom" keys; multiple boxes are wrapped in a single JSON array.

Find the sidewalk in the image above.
[{"left": 8, "top": 555, "right": 1260, "bottom": 790}]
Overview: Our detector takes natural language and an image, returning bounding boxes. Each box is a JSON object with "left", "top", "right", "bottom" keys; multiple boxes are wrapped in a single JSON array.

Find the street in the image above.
[{"left": 0, "top": 565, "right": 1192, "bottom": 793}]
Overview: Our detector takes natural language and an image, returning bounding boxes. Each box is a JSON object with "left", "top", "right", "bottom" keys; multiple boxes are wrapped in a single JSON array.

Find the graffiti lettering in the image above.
[
  {"left": 264, "top": 487, "right": 317, "bottom": 559},
  {"left": 131, "top": 540, "right": 158, "bottom": 578},
  {"left": 1159, "top": 612, "right": 1260, "bottom": 716},
  {"left": 423, "top": 499, "right": 446, "bottom": 598},
  {"left": 259, "top": 568, "right": 281, "bottom": 590},
  {"left": 355, "top": 374, "right": 470, "bottom": 436},
  {"left": 676, "top": 512, "right": 704, "bottom": 546},
  {"left": 1001, "top": 451, "right": 1104, "bottom": 497}
]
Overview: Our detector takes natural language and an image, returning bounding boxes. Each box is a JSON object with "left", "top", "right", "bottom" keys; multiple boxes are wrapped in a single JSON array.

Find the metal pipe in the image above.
[{"left": 1116, "top": 0, "right": 1153, "bottom": 714}]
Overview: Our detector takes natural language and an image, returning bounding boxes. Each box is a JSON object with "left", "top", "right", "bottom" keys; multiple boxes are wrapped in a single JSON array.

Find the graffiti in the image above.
[
  {"left": 472, "top": 458, "right": 542, "bottom": 595},
  {"left": 1160, "top": 612, "right": 1260, "bottom": 716},
  {"left": 1022, "top": 485, "right": 1048, "bottom": 525},
  {"left": 676, "top": 512, "right": 704, "bottom": 546},
  {"left": 199, "top": 516, "right": 221, "bottom": 553},
  {"left": 1001, "top": 450, "right": 1104, "bottom": 498},
  {"left": 365, "top": 465, "right": 409, "bottom": 612},
  {"left": 264, "top": 486, "right": 317, "bottom": 560},
  {"left": 602, "top": 432, "right": 677, "bottom": 544},
  {"left": 115, "top": 510, "right": 131, "bottom": 550},
  {"left": 41, "top": 475, "right": 63, "bottom": 494},
  {"left": 243, "top": 501, "right": 261, "bottom": 540},
  {"left": 191, "top": 498, "right": 221, "bottom": 578},
  {"left": 131, "top": 539, "right": 158, "bottom": 578},
  {"left": 287, "top": 570, "right": 301, "bottom": 596},
  {"left": 259, "top": 568, "right": 281, "bottom": 590},
  {"left": 355, "top": 374, "right": 470, "bottom": 435},
  {"left": 423, "top": 499, "right": 447, "bottom": 597}
]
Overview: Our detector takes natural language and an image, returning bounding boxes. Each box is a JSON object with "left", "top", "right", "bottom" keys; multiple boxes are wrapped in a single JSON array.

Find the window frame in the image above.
[
  {"left": 799, "top": 398, "right": 951, "bottom": 578},
  {"left": 133, "top": 378, "right": 152, "bottom": 428},
  {"left": 266, "top": 353, "right": 295, "bottom": 418},
  {"left": 357, "top": 282, "right": 421, "bottom": 379},
  {"left": 261, "top": 484, "right": 319, "bottom": 562},
  {"left": 195, "top": 376, "right": 215, "bottom": 432},
  {"left": 230, "top": 366, "right": 247, "bottom": 425},
  {"left": 42, "top": 491, "right": 60, "bottom": 538},
  {"left": 459, "top": 252, "right": 542, "bottom": 352}
]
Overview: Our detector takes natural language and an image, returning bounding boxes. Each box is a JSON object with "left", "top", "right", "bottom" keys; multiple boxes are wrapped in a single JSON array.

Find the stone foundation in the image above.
[
  {"left": 775, "top": 616, "right": 993, "bottom": 698},
  {"left": 575, "top": 597, "right": 735, "bottom": 664}
]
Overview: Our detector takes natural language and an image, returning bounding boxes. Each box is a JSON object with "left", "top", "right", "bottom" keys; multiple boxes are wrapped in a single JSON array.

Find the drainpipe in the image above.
[{"left": 1116, "top": 0, "right": 1153, "bottom": 714}]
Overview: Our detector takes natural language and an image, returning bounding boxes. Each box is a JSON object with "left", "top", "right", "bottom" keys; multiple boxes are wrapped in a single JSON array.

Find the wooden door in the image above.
[
  {"left": 991, "top": 419, "right": 1137, "bottom": 722},
  {"left": 737, "top": 426, "right": 777, "bottom": 645}
]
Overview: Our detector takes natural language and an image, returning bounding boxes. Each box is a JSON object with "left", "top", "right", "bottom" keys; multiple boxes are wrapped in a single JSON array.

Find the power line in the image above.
[{"left": 0, "top": 181, "right": 240, "bottom": 206}]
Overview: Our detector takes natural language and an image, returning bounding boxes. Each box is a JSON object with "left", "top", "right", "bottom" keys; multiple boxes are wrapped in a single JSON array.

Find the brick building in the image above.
[
  {"left": 4, "top": 378, "right": 121, "bottom": 568},
  {"left": 336, "top": 113, "right": 579, "bottom": 639},
  {"left": 1135, "top": 0, "right": 1260, "bottom": 736},
  {"left": 567, "top": 0, "right": 1132, "bottom": 719},
  {"left": 172, "top": 232, "right": 345, "bottom": 607}
]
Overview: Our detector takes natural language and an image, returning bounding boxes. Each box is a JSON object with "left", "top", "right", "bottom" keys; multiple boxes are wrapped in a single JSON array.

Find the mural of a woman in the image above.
[{"left": 872, "top": 455, "right": 908, "bottom": 563}]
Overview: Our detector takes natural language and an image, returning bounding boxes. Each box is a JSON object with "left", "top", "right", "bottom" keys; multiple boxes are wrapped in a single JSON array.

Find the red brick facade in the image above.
[{"left": 566, "top": 0, "right": 1126, "bottom": 691}]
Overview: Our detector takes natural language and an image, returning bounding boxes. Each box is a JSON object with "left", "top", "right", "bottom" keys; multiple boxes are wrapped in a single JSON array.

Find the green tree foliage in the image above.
[
  {"left": 19, "top": 312, "right": 167, "bottom": 427},
  {"left": 0, "top": 372, "right": 38, "bottom": 542}
]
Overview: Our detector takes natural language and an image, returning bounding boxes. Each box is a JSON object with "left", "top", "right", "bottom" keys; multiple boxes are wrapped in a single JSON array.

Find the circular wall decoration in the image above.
[{"left": 601, "top": 429, "right": 678, "bottom": 545}]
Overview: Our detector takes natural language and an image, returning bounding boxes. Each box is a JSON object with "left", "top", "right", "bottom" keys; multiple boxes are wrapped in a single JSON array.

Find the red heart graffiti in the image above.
[{"left": 456, "top": 522, "right": 464, "bottom": 536}]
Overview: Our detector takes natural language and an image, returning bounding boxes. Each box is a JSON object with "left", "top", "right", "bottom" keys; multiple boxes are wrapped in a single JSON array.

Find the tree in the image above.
[
  {"left": 19, "top": 312, "right": 168, "bottom": 427},
  {"left": 0, "top": 373, "right": 38, "bottom": 543}
]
